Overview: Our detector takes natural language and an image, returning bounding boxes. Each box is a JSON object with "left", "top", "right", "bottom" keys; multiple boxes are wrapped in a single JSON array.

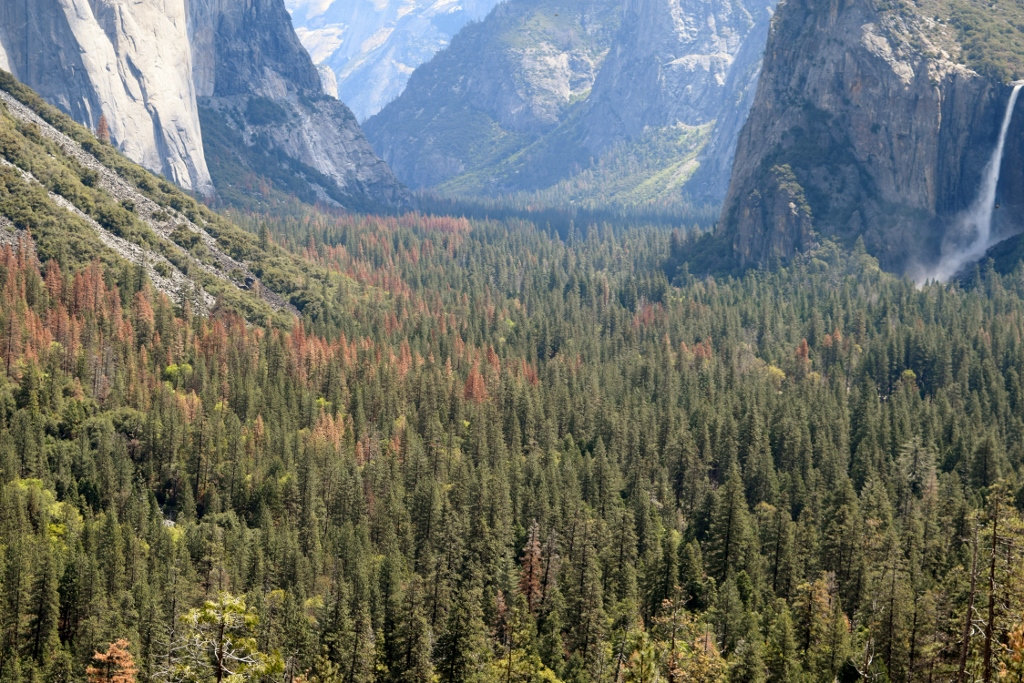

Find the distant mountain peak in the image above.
[{"left": 286, "top": 0, "right": 503, "bottom": 121}]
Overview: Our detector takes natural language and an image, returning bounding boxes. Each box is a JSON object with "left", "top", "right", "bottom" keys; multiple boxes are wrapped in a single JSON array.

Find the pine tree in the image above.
[
  {"left": 519, "top": 522, "right": 543, "bottom": 615},
  {"left": 865, "top": 530, "right": 912, "bottom": 682},
  {"left": 86, "top": 640, "right": 137, "bottom": 683},
  {"left": 436, "top": 585, "right": 490, "bottom": 683},
  {"left": 678, "top": 541, "right": 709, "bottom": 612},
  {"left": 707, "top": 463, "right": 753, "bottom": 583},
  {"left": 728, "top": 628, "right": 766, "bottom": 683},
  {"left": 346, "top": 602, "right": 375, "bottom": 683},
  {"left": 764, "top": 605, "right": 801, "bottom": 683},
  {"left": 493, "top": 594, "right": 558, "bottom": 683},
  {"left": 625, "top": 632, "right": 660, "bottom": 683},
  {"left": 399, "top": 601, "right": 434, "bottom": 683},
  {"left": 25, "top": 546, "right": 59, "bottom": 664}
]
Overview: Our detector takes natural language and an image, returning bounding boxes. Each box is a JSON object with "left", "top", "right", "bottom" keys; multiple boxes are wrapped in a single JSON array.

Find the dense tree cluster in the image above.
[{"left": 1, "top": 212, "right": 1023, "bottom": 683}]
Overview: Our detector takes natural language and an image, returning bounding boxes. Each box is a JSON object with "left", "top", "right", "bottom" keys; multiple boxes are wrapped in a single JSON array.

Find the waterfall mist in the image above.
[{"left": 917, "top": 83, "right": 1023, "bottom": 283}]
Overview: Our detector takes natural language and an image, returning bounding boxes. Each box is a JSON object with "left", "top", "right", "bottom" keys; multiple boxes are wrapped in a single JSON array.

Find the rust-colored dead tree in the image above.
[{"left": 86, "top": 639, "right": 137, "bottom": 683}]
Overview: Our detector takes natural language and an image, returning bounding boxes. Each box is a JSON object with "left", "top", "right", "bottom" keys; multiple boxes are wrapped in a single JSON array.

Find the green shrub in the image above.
[{"left": 245, "top": 97, "right": 289, "bottom": 126}]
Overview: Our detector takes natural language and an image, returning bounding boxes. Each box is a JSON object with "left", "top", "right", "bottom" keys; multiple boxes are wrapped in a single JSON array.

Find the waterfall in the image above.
[{"left": 924, "top": 83, "right": 1023, "bottom": 282}]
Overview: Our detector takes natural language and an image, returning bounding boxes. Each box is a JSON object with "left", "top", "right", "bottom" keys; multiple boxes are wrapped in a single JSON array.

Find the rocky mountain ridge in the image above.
[
  {"left": 0, "top": 0, "right": 408, "bottom": 212},
  {"left": 364, "top": 0, "right": 623, "bottom": 191},
  {"left": 364, "top": 0, "right": 775, "bottom": 206},
  {"left": 189, "top": 0, "right": 410, "bottom": 211},
  {"left": 568, "top": 0, "right": 775, "bottom": 203}
]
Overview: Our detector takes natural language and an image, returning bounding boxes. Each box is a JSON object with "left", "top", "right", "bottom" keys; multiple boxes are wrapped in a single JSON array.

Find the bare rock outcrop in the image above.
[
  {"left": 363, "top": 0, "right": 624, "bottom": 189},
  {"left": 0, "top": 0, "right": 213, "bottom": 195}
]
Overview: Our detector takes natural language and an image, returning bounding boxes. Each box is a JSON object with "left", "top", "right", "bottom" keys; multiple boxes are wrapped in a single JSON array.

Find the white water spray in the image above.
[{"left": 923, "top": 83, "right": 1023, "bottom": 282}]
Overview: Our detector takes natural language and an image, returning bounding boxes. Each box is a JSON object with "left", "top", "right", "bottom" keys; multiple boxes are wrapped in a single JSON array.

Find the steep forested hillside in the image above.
[
  {"left": 0, "top": 70, "right": 372, "bottom": 327},
  {"left": 2, "top": 177, "right": 1024, "bottom": 683}
]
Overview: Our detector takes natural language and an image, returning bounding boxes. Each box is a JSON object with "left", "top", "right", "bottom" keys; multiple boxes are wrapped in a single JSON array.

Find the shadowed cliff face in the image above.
[
  {"left": 719, "top": 0, "right": 1021, "bottom": 272},
  {"left": 0, "top": 0, "right": 213, "bottom": 194},
  {"left": 190, "top": 0, "right": 322, "bottom": 99},
  {"left": 188, "top": 0, "right": 411, "bottom": 211},
  {"left": 994, "top": 101, "right": 1024, "bottom": 232},
  {"left": 978, "top": 99, "right": 1024, "bottom": 272}
]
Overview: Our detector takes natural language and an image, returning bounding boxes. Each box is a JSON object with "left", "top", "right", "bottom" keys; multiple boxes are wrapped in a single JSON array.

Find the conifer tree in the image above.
[
  {"left": 707, "top": 464, "right": 753, "bottom": 583},
  {"left": 96, "top": 116, "right": 111, "bottom": 144},
  {"left": 436, "top": 585, "right": 490, "bottom": 683},
  {"left": 764, "top": 605, "right": 801, "bottom": 683}
]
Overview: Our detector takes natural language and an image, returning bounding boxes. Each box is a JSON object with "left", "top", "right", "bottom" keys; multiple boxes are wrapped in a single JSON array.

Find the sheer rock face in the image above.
[
  {"left": 188, "top": 0, "right": 323, "bottom": 99},
  {"left": 188, "top": 0, "right": 410, "bottom": 210},
  {"left": 0, "top": 0, "right": 213, "bottom": 194},
  {"left": 0, "top": 0, "right": 407, "bottom": 210},
  {"left": 581, "top": 0, "right": 772, "bottom": 149},
  {"left": 719, "top": 0, "right": 1021, "bottom": 270}
]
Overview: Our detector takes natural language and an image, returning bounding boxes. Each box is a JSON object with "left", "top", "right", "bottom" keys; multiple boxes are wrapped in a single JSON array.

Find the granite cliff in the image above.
[
  {"left": 719, "top": 0, "right": 1024, "bottom": 272},
  {"left": 0, "top": 0, "right": 211, "bottom": 194},
  {"left": 0, "top": 0, "right": 408, "bottom": 211}
]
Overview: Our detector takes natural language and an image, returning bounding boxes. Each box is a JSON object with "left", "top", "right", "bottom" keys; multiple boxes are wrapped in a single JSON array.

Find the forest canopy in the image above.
[{"left": 0, "top": 210, "right": 1023, "bottom": 683}]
